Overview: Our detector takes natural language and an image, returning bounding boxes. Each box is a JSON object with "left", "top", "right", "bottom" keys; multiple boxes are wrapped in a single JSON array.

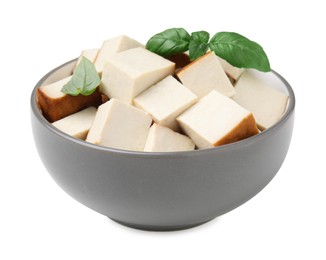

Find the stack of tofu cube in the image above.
[{"left": 38, "top": 35, "right": 289, "bottom": 152}]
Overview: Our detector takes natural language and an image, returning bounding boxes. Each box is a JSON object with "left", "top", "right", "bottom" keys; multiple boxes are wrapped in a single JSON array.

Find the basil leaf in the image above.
[
  {"left": 61, "top": 57, "right": 100, "bottom": 96},
  {"left": 61, "top": 80, "right": 80, "bottom": 96},
  {"left": 146, "top": 28, "right": 191, "bottom": 57},
  {"left": 189, "top": 31, "right": 210, "bottom": 61},
  {"left": 191, "top": 31, "right": 210, "bottom": 43},
  {"left": 209, "top": 32, "right": 271, "bottom": 72},
  {"left": 78, "top": 57, "right": 100, "bottom": 95}
]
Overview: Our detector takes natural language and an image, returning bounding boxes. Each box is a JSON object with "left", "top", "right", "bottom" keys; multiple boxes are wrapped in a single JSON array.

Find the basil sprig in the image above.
[
  {"left": 62, "top": 57, "right": 100, "bottom": 96},
  {"left": 146, "top": 28, "right": 271, "bottom": 72}
]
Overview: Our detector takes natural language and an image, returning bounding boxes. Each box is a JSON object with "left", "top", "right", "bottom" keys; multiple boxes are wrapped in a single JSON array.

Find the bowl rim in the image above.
[{"left": 31, "top": 59, "right": 295, "bottom": 158}]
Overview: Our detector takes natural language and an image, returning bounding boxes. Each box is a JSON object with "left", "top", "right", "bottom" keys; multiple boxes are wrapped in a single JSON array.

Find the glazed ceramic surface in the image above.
[{"left": 31, "top": 60, "right": 295, "bottom": 231}]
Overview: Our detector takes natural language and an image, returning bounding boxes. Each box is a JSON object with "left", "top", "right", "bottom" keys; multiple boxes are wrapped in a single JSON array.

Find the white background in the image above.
[{"left": 1, "top": 0, "right": 325, "bottom": 259}]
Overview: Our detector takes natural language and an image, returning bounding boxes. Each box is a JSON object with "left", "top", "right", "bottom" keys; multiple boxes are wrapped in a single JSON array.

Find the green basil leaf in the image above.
[
  {"left": 146, "top": 28, "right": 191, "bottom": 57},
  {"left": 191, "top": 31, "right": 210, "bottom": 43},
  {"left": 79, "top": 57, "right": 100, "bottom": 95},
  {"left": 61, "top": 57, "right": 100, "bottom": 96},
  {"left": 189, "top": 31, "right": 210, "bottom": 61},
  {"left": 61, "top": 80, "right": 80, "bottom": 96},
  {"left": 209, "top": 32, "right": 271, "bottom": 72}
]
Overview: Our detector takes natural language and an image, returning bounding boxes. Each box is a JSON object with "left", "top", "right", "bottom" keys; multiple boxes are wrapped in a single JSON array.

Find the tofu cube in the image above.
[
  {"left": 52, "top": 107, "right": 97, "bottom": 140},
  {"left": 144, "top": 124, "right": 195, "bottom": 152},
  {"left": 75, "top": 48, "right": 99, "bottom": 68},
  {"left": 94, "top": 35, "right": 144, "bottom": 74},
  {"left": 134, "top": 75, "right": 197, "bottom": 131},
  {"left": 37, "top": 76, "right": 102, "bottom": 122},
  {"left": 101, "top": 47, "right": 175, "bottom": 104},
  {"left": 216, "top": 56, "right": 245, "bottom": 82},
  {"left": 177, "top": 90, "right": 259, "bottom": 149},
  {"left": 176, "top": 52, "right": 235, "bottom": 98},
  {"left": 232, "top": 70, "right": 289, "bottom": 130},
  {"left": 86, "top": 99, "right": 152, "bottom": 151}
]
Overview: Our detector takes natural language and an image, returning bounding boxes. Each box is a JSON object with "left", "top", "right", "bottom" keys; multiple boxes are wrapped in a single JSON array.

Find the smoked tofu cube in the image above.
[
  {"left": 144, "top": 124, "right": 195, "bottom": 152},
  {"left": 37, "top": 76, "right": 102, "bottom": 122},
  {"left": 86, "top": 99, "right": 152, "bottom": 151},
  {"left": 75, "top": 48, "right": 99, "bottom": 68},
  {"left": 216, "top": 56, "right": 245, "bottom": 82},
  {"left": 52, "top": 107, "right": 97, "bottom": 140},
  {"left": 176, "top": 52, "right": 235, "bottom": 98},
  {"left": 94, "top": 35, "right": 144, "bottom": 74},
  {"left": 134, "top": 75, "right": 197, "bottom": 131},
  {"left": 101, "top": 47, "right": 175, "bottom": 104},
  {"left": 232, "top": 70, "right": 289, "bottom": 130},
  {"left": 177, "top": 90, "right": 259, "bottom": 149}
]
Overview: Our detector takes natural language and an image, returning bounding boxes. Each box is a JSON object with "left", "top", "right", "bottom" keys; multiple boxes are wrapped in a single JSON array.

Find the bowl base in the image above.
[{"left": 109, "top": 217, "right": 214, "bottom": 231}]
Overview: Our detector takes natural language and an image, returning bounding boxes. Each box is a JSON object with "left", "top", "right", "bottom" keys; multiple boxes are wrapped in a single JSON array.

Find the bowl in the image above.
[{"left": 31, "top": 59, "right": 295, "bottom": 231}]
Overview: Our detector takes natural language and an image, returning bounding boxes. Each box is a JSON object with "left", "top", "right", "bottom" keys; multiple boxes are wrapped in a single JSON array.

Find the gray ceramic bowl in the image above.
[{"left": 31, "top": 59, "right": 295, "bottom": 231}]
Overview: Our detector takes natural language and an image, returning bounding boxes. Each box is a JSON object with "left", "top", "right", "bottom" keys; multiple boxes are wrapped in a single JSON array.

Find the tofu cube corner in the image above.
[
  {"left": 94, "top": 35, "right": 144, "bottom": 74},
  {"left": 134, "top": 75, "right": 197, "bottom": 131},
  {"left": 101, "top": 47, "right": 175, "bottom": 104}
]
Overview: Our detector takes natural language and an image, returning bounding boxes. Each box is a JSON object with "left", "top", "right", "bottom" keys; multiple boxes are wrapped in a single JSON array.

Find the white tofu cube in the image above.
[
  {"left": 176, "top": 52, "right": 235, "bottom": 98},
  {"left": 75, "top": 48, "right": 99, "bottom": 68},
  {"left": 94, "top": 35, "right": 144, "bottom": 74},
  {"left": 52, "top": 107, "right": 97, "bottom": 140},
  {"left": 232, "top": 70, "right": 289, "bottom": 130},
  {"left": 216, "top": 56, "right": 245, "bottom": 82},
  {"left": 177, "top": 90, "right": 259, "bottom": 149},
  {"left": 101, "top": 47, "right": 175, "bottom": 104},
  {"left": 134, "top": 75, "right": 197, "bottom": 131},
  {"left": 144, "top": 124, "right": 195, "bottom": 152},
  {"left": 86, "top": 99, "right": 152, "bottom": 151}
]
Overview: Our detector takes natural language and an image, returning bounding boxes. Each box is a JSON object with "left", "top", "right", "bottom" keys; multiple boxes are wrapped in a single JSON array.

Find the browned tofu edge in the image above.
[
  {"left": 175, "top": 51, "right": 214, "bottom": 78},
  {"left": 37, "top": 88, "right": 102, "bottom": 122},
  {"left": 214, "top": 113, "right": 259, "bottom": 146}
]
